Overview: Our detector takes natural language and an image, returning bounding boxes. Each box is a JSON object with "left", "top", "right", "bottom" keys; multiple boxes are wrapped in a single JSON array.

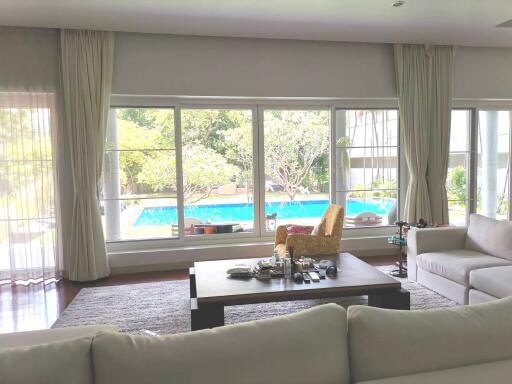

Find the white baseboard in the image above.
[{"left": 109, "top": 236, "right": 397, "bottom": 275}]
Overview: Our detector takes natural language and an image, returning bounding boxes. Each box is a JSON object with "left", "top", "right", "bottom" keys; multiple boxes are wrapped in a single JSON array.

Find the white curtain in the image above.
[
  {"left": 428, "top": 46, "right": 455, "bottom": 225},
  {"left": 0, "top": 27, "right": 63, "bottom": 284},
  {"left": 394, "top": 45, "right": 433, "bottom": 223},
  {"left": 60, "top": 30, "right": 114, "bottom": 281}
]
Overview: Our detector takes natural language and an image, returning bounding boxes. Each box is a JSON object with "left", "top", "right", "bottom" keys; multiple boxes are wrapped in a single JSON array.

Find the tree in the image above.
[
  {"left": 447, "top": 165, "right": 467, "bottom": 203},
  {"left": 137, "top": 144, "right": 239, "bottom": 203},
  {"left": 264, "top": 111, "right": 329, "bottom": 200},
  {"left": 221, "top": 125, "right": 253, "bottom": 201}
]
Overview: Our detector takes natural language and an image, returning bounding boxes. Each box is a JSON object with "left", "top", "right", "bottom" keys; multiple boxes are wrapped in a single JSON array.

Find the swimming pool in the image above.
[{"left": 133, "top": 199, "right": 395, "bottom": 226}]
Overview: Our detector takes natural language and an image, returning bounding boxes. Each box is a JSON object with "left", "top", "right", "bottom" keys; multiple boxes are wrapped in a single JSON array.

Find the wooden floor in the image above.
[{"left": 0, "top": 255, "right": 394, "bottom": 334}]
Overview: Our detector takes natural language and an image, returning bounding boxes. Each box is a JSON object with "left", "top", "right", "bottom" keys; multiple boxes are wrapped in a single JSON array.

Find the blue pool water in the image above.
[{"left": 133, "top": 199, "right": 395, "bottom": 226}]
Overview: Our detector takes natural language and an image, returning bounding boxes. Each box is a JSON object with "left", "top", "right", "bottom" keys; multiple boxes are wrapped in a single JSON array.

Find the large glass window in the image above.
[
  {"left": 263, "top": 110, "right": 330, "bottom": 229},
  {"left": 102, "top": 108, "right": 177, "bottom": 241},
  {"left": 103, "top": 103, "right": 405, "bottom": 244},
  {"left": 477, "top": 110, "right": 510, "bottom": 220},
  {"left": 447, "top": 110, "right": 471, "bottom": 225},
  {"left": 181, "top": 109, "right": 254, "bottom": 236},
  {"left": 335, "top": 109, "right": 399, "bottom": 227}
]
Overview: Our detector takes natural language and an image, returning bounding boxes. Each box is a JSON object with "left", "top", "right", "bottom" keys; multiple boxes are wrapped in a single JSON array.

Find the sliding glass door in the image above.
[
  {"left": 476, "top": 110, "right": 510, "bottom": 220},
  {"left": 447, "top": 110, "right": 471, "bottom": 225},
  {"left": 102, "top": 108, "right": 178, "bottom": 241},
  {"left": 181, "top": 108, "right": 255, "bottom": 236},
  {"left": 103, "top": 100, "right": 407, "bottom": 247},
  {"left": 334, "top": 109, "right": 399, "bottom": 227},
  {"left": 262, "top": 109, "right": 330, "bottom": 230}
]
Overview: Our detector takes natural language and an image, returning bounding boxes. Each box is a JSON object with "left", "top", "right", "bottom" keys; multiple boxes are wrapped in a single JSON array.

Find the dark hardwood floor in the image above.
[{"left": 0, "top": 255, "right": 395, "bottom": 334}]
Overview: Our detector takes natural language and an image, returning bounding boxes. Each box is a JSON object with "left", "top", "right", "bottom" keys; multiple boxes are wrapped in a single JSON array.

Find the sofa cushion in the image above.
[
  {"left": 347, "top": 297, "right": 512, "bottom": 382},
  {"left": 93, "top": 303, "right": 349, "bottom": 384},
  {"left": 355, "top": 359, "right": 512, "bottom": 384},
  {"left": 416, "top": 249, "right": 511, "bottom": 284},
  {"left": 0, "top": 336, "right": 94, "bottom": 384},
  {"left": 470, "top": 265, "right": 512, "bottom": 299},
  {"left": 0, "top": 325, "right": 118, "bottom": 350},
  {"left": 465, "top": 213, "right": 512, "bottom": 260}
]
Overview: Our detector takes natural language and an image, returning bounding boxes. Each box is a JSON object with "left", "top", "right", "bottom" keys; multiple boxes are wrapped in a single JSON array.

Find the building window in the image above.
[
  {"left": 181, "top": 108, "right": 254, "bottom": 236},
  {"left": 263, "top": 109, "right": 330, "bottom": 230},
  {"left": 477, "top": 110, "right": 510, "bottom": 220},
  {"left": 447, "top": 110, "right": 471, "bottom": 225},
  {"left": 102, "top": 108, "right": 177, "bottom": 241},
  {"left": 334, "top": 109, "right": 399, "bottom": 227}
]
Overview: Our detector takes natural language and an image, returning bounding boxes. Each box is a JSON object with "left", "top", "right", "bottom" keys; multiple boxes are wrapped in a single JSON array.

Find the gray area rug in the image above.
[{"left": 53, "top": 266, "right": 456, "bottom": 335}]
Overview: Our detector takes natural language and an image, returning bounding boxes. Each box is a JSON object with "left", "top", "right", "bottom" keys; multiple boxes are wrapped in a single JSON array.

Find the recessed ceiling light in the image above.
[{"left": 392, "top": 1, "right": 405, "bottom": 7}]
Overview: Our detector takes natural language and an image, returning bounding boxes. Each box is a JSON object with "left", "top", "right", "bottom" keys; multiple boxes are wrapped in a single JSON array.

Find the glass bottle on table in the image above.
[{"left": 283, "top": 251, "right": 292, "bottom": 279}]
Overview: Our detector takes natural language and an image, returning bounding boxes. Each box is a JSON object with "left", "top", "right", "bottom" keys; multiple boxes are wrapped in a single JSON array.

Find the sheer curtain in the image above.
[{"left": 0, "top": 27, "right": 63, "bottom": 284}]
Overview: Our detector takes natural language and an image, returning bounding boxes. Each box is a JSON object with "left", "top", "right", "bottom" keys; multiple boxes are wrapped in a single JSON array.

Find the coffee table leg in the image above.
[
  {"left": 191, "top": 299, "right": 225, "bottom": 331},
  {"left": 368, "top": 288, "right": 410, "bottom": 310},
  {"left": 189, "top": 267, "right": 196, "bottom": 298}
]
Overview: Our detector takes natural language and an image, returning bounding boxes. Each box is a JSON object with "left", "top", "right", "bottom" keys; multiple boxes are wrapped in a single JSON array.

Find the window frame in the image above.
[
  {"left": 447, "top": 108, "right": 474, "bottom": 226},
  {"left": 258, "top": 105, "right": 332, "bottom": 236},
  {"left": 106, "top": 96, "right": 400, "bottom": 252},
  {"left": 452, "top": 100, "right": 512, "bottom": 223},
  {"left": 333, "top": 107, "right": 401, "bottom": 230}
]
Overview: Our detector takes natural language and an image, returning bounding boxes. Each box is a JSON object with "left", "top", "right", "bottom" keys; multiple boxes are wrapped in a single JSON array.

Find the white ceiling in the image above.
[{"left": 2, "top": 0, "right": 512, "bottom": 47}]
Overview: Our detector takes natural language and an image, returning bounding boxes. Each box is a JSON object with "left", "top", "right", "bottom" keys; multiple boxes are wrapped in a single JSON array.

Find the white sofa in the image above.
[
  {"left": 407, "top": 213, "right": 512, "bottom": 304},
  {"left": 2, "top": 298, "right": 512, "bottom": 383}
]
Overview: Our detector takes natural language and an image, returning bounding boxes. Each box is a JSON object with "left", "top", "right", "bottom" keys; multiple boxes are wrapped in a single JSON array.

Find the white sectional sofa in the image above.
[
  {"left": 2, "top": 298, "right": 512, "bottom": 383},
  {"left": 407, "top": 213, "right": 512, "bottom": 304}
]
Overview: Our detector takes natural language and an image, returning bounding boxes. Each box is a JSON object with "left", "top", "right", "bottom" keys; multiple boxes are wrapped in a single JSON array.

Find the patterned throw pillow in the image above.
[{"left": 286, "top": 225, "right": 314, "bottom": 235}]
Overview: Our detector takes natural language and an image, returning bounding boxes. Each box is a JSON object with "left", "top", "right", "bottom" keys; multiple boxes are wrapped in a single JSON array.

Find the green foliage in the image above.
[
  {"left": 447, "top": 166, "right": 467, "bottom": 203},
  {"left": 0, "top": 108, "right": 54, "bottom": 224},
  {"left": 350, "top": 177, "right": 396, "bottom": 199},
  {"left": 264, "top": 110, "right": 330, "bottom": 200},
  {"left": 115, "top": 108, "right": 330, "bottom": 203}
]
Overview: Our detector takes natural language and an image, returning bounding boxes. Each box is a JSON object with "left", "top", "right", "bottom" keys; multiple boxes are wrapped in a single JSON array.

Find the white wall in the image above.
[
  {"left": 454, "top": 46, "right": 512, "bottom": 100},
  {"left": 0, "top": 27, "right": 60, "bottom": 91},
  {"left": 113, "top": 33, "right": 512, "bottom": 100},
  {"left": 112, "top": 33, "right": 396, "bottom": 98}
]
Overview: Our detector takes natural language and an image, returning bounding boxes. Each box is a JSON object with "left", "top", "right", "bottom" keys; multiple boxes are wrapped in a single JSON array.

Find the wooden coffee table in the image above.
[{"left": 189, "top": 252, "right": 409, "bottom": 331}]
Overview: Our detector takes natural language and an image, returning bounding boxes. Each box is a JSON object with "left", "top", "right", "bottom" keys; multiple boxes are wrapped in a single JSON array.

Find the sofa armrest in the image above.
[
  {"left": 275, "top": 225, "right": 288, "bottom": 246},
  {"left": 408, "top": 227, "right": 468, "bottom": 255},
  {"left": 407, "top": 227, "right": 467, "bottom": 281},
  {"left": 0, "top": 325, "right": 119, "bottom": 350}
]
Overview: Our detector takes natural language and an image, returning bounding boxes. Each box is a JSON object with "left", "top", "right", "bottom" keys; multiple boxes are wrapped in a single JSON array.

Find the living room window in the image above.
[
  {"left": 448, "top": 109, "right": 471, "bottom": 225},
  {"left": 102, "top": 108, "right": 178, "bottom": 241},
  {"left": 476, "top": 110, "right": 510, "bottom": 221},
  {"left": 104, "top": 100, "right": 403, "bottom": 246},
  {"left": 262, "top": 109, "right": 330, "bottom": 231},
  {"left": 181, "top": 108, "right": 255, "bottom": 236},
  {"left": 334, "top": 109, "right": 399, "bottom": 227}
]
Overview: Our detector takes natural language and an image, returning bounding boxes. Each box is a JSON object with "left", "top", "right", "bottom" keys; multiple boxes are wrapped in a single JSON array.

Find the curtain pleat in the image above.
[
  {"left": 60, "top": 30, "right": 114, "bottom": 281},
  {"left": 394, "top": 44, "right": 455, "bottom": 224},
  {"left": 394, "top": 45, "right": 433, "bottom": 223},
  {"left": 427, "top": 46, "right": 455, "bottom": 225}
]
